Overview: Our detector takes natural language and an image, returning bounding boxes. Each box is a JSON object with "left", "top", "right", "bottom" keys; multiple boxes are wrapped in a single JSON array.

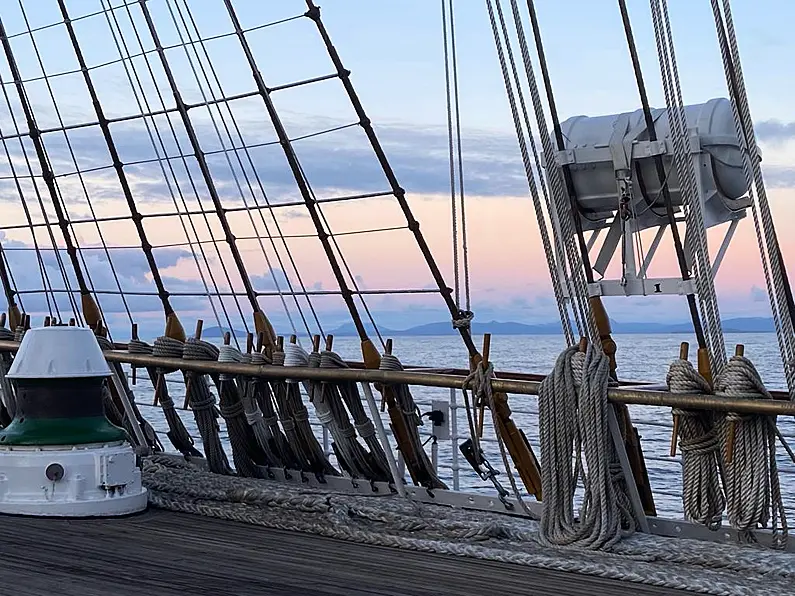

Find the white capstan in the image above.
[{"left": 7, "top": 326, "right": 111, "bottom": 380}]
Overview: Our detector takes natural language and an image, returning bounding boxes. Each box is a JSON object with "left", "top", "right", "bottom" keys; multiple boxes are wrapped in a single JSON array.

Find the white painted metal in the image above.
[
  {"left": 554, "top": 97, "right": 751, "bottom": 232},
  {"left": 0, "top": 442, "right": 147, "bottom": 517},
  {"left": 430, "top": 399, "right": 451, "bottom": 441},
  {"left": 548, "top": 98, "right": 753, "bottom": 299},
  {"left": 7, "top": 326, "right": 111, "bottom": 379}
]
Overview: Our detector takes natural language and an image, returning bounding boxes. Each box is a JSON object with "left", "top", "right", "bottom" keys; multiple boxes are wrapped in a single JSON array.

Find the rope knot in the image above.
[{"left": 452, "top": 310, "right": 474, "bottom": 329}]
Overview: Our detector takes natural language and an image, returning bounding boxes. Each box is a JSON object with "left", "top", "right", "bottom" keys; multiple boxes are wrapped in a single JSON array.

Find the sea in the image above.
[{"left": 129, "top": 332, "right": 795, "bottom": 521}]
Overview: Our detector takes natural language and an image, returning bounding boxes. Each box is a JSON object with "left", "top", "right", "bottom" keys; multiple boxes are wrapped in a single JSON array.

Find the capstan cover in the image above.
[{"left": 7, "top": 326, "right": 111, "bottom": 379}]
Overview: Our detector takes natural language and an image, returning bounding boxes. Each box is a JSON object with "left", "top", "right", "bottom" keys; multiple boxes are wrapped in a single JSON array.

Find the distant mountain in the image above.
[
  {"left": 202, "top": 326, "right": 245, "bottom": 338},
  {"left": 326, "top": 317, "right": 778, "bottom": 337}
]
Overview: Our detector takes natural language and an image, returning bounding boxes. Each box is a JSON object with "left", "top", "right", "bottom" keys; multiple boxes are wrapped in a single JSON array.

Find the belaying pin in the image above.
[
  {"left": 726, "top": 344, "right": 745, "bottom": 464},
  {"left": 670, "top": 342, "right": 688, "bottom": 457}
]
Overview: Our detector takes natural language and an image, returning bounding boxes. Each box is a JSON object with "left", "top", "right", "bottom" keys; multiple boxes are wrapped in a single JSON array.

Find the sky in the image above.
[{"left": 0, "top": 0, "right": 794, "bottom": 343}]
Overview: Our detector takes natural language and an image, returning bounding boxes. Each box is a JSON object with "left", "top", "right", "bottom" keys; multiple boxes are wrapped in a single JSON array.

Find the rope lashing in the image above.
[
  {"left": 452, "top": 309, "right": 474, "bottom": 330},
  {"left": 666, "top": 347, "right": 725, "bottom": 531},
  {"left": 714, "top": 350, "right": 787, "bottom": 549},
  {"left": 537, "top": 344, "right": 635, "bottom": 549}
]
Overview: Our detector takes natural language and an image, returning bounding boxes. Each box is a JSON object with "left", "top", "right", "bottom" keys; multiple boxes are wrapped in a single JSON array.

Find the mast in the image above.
[
  {"left": 136, "top": 0, "right": 276, "bottom": 352},
  {"left": 56, "top": 0, "right": 184, "bottom": 342},
  {"left": 0, "top": 17, "right": 101, "bottom": 330}
]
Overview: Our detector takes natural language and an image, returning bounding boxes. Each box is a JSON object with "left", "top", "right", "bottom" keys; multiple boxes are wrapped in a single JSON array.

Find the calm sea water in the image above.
[{"left": 129, "top": 332, "right": 795, "bottom": 520}]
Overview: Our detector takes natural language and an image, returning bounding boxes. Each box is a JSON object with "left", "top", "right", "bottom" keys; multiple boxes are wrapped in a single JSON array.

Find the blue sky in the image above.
[{"left": 0, "top": 0, "right": 794, "bottom": 342}]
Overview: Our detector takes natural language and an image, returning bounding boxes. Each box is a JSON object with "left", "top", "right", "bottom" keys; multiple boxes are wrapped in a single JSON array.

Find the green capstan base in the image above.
[{"left": 0, "top": 416, "right": 128, "bottom": 446}]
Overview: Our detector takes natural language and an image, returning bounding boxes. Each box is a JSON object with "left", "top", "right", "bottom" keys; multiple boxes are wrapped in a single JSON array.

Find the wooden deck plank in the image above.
[{"left": 0, "top": 509, "right": 692, "bottom": 596}]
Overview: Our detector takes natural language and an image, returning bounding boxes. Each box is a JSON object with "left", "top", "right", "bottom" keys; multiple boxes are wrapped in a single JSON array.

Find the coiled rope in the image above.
[
  {"left": 666, "top": 356, "right": 725, "bottom": 530},
  {"left": 250, "top": 350, "right": 300, "bottom": 471},
  {"left": 537, "top": 344, "right": 635, "bottom": 549},
  {"left": 320, "top": 349, "right": 391, "bottom": 482},
  {"left": 219, "top": 344, "right": 280, "bottom": 467},
  {"left": 284, "top": 343, "right": 372, "bottom": 480},
  {"left": 715, "top": 354, "right": 787, "bottom": 549},
  {"left": 209, "top": 342, "right": 270, "bottom": 478},
  {"left": 182, "top": 337, "right": 232, "bottom": 475},
  {"left": 272, "top": 346, "right": 337, "bottom": 479},
  {"left": 380, "top": 353, "right": 447, "bottom": 489},
  {"left": 151, "top": 336, "right": 202, "bottom": 457}
]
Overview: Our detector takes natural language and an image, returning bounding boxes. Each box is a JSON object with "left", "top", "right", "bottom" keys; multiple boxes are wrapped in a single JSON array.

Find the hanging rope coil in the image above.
[
  {"left": 714, "top": 354, "right": 787, "bottom": 549},
  {"left": 184, "top": 337, "right": 267, "bottom": 478},
  {"left": 379, "top": 353, "right": 447, "bottom": 490},
  {"left": 182, "top": 337, "right": 232, "bottom": 475},
  {"left": 320, "top": 349, "right": 391, "bottom": 482},
  {"left": 666, "top": 357, "right": 725, "bottom": 530},
  {"left": 537, "top": 344, "right": 635, "bottom": 549},
  {"left": 272, "top": 346, "right": 338, "bottom": 479},
  {"left": 151, "top": 335, "right": 201, "bottom": 457},
  {"left": 284, "top": 343, "right": 376, "bottom": 481},
  {"left": 250, "top": 350, "right": 300, "bottom": 470},
  {"left": 308, "top": 348, "right": 378, "bottom": 481},
  {"left": 219, "top": 344, "right": 280, "bottom": 467}
]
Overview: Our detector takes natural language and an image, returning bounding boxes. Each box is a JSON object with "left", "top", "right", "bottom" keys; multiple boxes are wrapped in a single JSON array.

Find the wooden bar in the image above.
[{"left": 0, "top": 340, "right": 791, "bottom": 416}]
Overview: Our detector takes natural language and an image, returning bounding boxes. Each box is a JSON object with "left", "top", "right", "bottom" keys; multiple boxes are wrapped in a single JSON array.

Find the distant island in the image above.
[
  {"left": 324, "top": 317, "right": 777, "bottom": 337},
  {"left": 200, "top": 317, "right": 776, "bottom": 339}
]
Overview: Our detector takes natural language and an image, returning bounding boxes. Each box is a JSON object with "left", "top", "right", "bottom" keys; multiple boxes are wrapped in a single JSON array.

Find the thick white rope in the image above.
[
  {"left": 142, "top": 455, "right": 795, "bottom": 596},
  {"left": 714, "top": 354, "right": 787, "bottom": 549},
  {"left": 666, "top": 358, "right": 725, "bottom": 529},
  {"left": 538, "top": 344, "right": 635, "bottom": 549}
]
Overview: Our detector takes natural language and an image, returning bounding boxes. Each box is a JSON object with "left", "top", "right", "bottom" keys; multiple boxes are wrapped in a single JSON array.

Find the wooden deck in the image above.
[{"left": 0, "top": 509, "right": 692, "bottom": 596}]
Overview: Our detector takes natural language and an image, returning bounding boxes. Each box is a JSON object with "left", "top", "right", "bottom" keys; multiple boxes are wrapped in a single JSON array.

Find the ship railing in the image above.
[{"left": 0, "top": 339, "right": 793, "bottom": 549}]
